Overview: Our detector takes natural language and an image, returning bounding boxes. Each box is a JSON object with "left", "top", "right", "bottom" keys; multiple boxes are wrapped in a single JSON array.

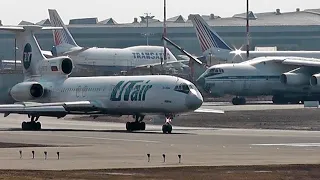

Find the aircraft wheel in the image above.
[
  {"left": 139, "top": 122, "right": 146, "bottom": 130},
  {"left": 22, "top": 122, "right": 28, "bottom": 131},
  {"left": 239, "top": 97, "right": 246, "bottom": 105},
  {"left": 36, "top": 122, "right": 41, "bottom": 131},
  {"left": 162, "top": 124, "right": 172, "bottom": 134},
  {"left": 126, "top": 122, "right": 132, "bottom": 131}
]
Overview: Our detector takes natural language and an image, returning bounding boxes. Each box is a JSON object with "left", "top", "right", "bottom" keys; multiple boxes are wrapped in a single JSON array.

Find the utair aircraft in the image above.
[
  {"left": 48, "top": 9, "right": 189, "bottom": 75},
  {"left": 0, "top": 25, "right": 223, "bottom": 133},
  {"left": 190, "top": 14, "right": 320, "bottom": 63}
]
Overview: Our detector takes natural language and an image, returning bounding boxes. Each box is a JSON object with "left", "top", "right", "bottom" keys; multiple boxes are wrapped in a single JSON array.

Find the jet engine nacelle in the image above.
[
  {"left": 310, "top": 74, "right": 320, "bottom": 86},
  {"left": 280, "top": 72, "right": 309, "bottom": 86},
  {"left": 10, "top": 82, "right": 44, "bottom": 101},
  {"left": 40, "top": 57, "right": 73, "bottom": 76}
]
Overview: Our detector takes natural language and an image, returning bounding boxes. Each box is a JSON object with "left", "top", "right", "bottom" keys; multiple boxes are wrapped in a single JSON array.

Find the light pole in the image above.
[
  {"left": 141, "top": 13, "right": 154, "bottom": 46},
  {"left": 246, "top": 0, "right": 250, "bottom": 59}
]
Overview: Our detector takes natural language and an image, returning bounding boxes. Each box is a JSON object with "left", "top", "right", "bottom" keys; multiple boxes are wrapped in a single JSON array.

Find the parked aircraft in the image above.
[
  {"left": 49, "top": 9, "right": 189, "bottom": 75},
  {"left": 190, "top": 14, "right": 320, "bottom": 63},
  {"left": 197, "top": 56, "right": 320, "bottom": 105}
]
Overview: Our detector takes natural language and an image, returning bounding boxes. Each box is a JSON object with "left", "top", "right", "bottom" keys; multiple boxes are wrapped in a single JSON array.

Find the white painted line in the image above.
[
  {"left": 252, "top": 143, "right": 320, "bottom": 147},
  {"left": 0, "top": 132, "right": 160, "bottom": 143}
]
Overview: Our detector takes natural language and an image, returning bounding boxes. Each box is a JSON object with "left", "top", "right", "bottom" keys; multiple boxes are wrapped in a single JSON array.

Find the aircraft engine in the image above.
[
  {"left": 41, "top": 57, "right": 73, "bottom": 76},
  {"left": 310, "top": 73, "right": 320, "bottom": 86},
  {"left": 10, "top": 82, "right": 44, "bottom": 102},
  {"left": 280, "top": 72, "right": 309, "bottom": 86}
]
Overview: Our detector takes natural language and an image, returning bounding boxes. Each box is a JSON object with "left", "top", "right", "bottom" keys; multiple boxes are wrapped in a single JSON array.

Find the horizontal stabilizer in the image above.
[{"left": 0, "top": 25, "right": 62, "bottom": 33}]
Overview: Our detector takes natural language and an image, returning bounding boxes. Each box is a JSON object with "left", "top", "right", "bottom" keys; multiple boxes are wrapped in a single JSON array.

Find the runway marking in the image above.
[
  {"left": 252, "top": 143, "right": 320, "bottom": 147},
  {"left": 0, "top": 132, "right": 160, "bottom": 143},
  {"left": 58, "top": 135, "right": 160, "bottom": 143}
]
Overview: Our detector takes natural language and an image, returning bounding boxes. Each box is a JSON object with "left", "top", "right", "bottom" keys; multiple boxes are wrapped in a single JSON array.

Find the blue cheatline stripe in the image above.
[{"left": 207, "top": 75, "right": 280, "bottom": 80}]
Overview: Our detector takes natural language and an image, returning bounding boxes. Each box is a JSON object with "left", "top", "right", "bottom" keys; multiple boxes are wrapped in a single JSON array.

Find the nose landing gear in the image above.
[{"left": 162, "top": 115, "right": 173, "bottom": 134}]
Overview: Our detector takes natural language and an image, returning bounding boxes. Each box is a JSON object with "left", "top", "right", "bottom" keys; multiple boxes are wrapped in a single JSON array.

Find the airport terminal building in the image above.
[{"left": 0, "top": 8, "right": 320, "bottom": 59}]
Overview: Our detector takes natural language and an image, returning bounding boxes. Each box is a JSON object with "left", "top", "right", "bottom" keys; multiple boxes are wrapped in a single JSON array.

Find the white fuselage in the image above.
[
  {"left": 64, "top": 45, "right": 177, "bottom": 73},
  {"left": 36, "top": 75, "right": 203, "bottom": 115},
  {"left": 198, "top": 57, "right": 319, "bottom": 97},
  {"left": 207, "top": 48, "right": 320, "bottom": 63}
]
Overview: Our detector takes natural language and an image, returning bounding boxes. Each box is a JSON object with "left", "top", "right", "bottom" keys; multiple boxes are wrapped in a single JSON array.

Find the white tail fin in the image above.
[
  {"left": 190, "top": 14, "right": 232, "bottom": 54},
  {"left": 0, "top": 25, "right": 62, "bottom": 79},
  {"left": 48, "top": 9, "right": 78, "bottom": 55}
]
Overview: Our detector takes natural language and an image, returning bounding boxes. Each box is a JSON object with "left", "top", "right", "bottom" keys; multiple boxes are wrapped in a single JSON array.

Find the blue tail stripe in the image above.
[{"left": 193, "top": 15, "right": 232, "bottom": 51}]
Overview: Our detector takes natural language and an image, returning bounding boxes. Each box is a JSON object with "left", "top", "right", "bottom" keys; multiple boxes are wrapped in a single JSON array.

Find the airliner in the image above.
[
  {"left": 49, "top": 9, "right": 189, "bottom": 75},
  {"left": 190, "top": 14, "right": 320, "bottom": 63},
  {"left": 197, "top": 56, "right": 320, "bottom": 105},
  {"left": 0, "top": 25, "right": 223, "bottom": 133}
]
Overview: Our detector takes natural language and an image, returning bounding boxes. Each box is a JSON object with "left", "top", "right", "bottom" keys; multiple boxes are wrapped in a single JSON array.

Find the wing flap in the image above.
[{"left": 0, "top": 101, "right": 99, "bottom": 117}]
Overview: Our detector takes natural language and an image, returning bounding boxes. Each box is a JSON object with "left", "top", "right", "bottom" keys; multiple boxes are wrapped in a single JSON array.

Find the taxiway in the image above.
[{"left": 0, "top": 109, "right": 318, "bottom": 170}]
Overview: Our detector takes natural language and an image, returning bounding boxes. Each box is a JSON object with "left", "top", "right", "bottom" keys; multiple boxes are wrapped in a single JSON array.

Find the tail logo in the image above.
[{"left": 23, "top": 43, "right": 32, "bottom": 69}]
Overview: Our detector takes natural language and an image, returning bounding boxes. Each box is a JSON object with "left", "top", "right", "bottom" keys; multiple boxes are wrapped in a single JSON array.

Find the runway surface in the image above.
[
  {"left": 0, "top": 111, "right": 319, "bottom": 170},
  {"left": 201, "top": 102, "right": 306, "bottom": 111}
]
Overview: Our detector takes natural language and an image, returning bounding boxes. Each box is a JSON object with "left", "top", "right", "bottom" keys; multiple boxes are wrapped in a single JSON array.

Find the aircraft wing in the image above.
[
  {"left": 41, "top": 50, "right": 53, "bottom": 58},
  {"left": 282, "top": 57, "right": 320, "bottom": 67},
  {"left": 134, "top": 60, "right": 190, "bottom": 69},
  {"left": 0, "top": 101, "right": 101, "bottom": 118},
  {"left": 62, "top": 47, "right": 90, "bottom": 56}
]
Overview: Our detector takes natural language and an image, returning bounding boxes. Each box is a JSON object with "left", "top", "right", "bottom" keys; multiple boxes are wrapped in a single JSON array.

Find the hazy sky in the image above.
[{"left": 0, "top": 0, "right": 318, "bottom": 25}]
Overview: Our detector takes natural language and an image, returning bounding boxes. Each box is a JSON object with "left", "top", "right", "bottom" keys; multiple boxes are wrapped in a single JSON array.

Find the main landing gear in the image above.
[
  {"left": 162, "top": 115, "right": 173, "bottom": 134},
  {"left": 232, "top": 97, "right": 246, "bottom": 105},
  {"left": 126, "top": 115, "right": 146, "bottom": 131},
  {"left": 21, "top": 115, "right": 41, "bottom": 131}
]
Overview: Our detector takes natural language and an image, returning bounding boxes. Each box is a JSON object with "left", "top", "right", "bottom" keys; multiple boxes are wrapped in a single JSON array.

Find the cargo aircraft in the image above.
[
  {"left": 0, "top": 25, "right": 223, "bottom": 133},
  {"left": 163, "top": 33, "right": 320, "bottom": 105}
]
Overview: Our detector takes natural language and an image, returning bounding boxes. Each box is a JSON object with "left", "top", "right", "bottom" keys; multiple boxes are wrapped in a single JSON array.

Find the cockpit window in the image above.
[
  {"left": 204, "top": 68, "right": 224, "bottom": 77},
  {"left": 174, "top": 83, "right": 190, "bottom": 94}
]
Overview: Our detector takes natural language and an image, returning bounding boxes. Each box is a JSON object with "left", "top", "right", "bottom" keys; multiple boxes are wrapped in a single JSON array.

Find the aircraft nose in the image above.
[
  {"left": 196, "top": 76, "right": 211, "bottom": 93},
  {"left": 196, "top": 76, "right": 205, "bottom": 87},
  {"left": 185, "top": 91, "right": 203, "bottom": 110}
]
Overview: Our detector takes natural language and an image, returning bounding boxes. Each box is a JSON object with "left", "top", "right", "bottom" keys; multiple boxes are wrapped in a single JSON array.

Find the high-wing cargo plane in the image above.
[
  {"left": 163, "top": 33, "right": 320, "bottom": 105},
  {"left": 49, "top": 9, "right": 189, "bottom": 75},
  {"left": 197, "top": 56, "right": 320, "bottom": 105},
  {"left": 0, "top": 25, "right": 223, "bottom": 133},
  {"left": 190, "top": 14, "right": 320, "bottom": 63}
]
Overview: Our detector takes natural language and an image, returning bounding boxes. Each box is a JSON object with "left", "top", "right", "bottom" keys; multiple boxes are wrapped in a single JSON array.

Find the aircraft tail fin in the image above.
[
  {"left": 0, "top": 25, "right": 61, "bottom": 79},
  {"left": 190, "top": 14, "right": 232, "bottom": 54},
  {"left": 48, "top": 9, "right": 79, "bottom": 55}
]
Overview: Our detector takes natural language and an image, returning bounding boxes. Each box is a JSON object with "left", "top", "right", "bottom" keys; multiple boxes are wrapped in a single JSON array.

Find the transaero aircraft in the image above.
[
  {"left": 0, "top": 25, "right": 223, "bottom": 133},
  {"left": 190, "top": 14, "right": 320, "bottom": 63},
  {"left": 48, "top": 9, "right": 189, "bottom": 75},
  {"left": 197, "top": 56, "right": 320, "bottom": 105}
]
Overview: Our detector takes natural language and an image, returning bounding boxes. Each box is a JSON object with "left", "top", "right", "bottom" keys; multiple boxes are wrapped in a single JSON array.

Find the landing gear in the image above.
[
  {"left": 21, "top": 116, "right": 41, "bottom": 131},
  {"left": 232, "top": 97, "right": 246, "bottom": 105},
  {"left": 126, "top": 115, "right": 146, "bottom": 131},
  {"left": 272, "top": 95, "right": 301, "bottom": 104},
  {"left": 162, "top": 115, "right": 173, "bottom": 134},
  {"left": 162, "top": 123, "right": 172, "bottom": 134}
]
